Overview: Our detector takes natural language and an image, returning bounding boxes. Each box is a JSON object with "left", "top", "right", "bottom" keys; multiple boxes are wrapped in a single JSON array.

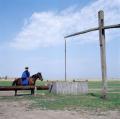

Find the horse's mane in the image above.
[
  {"left": 31, "top": 73, "right": 40, "bottom": 78},
  {"left": 30, "top": 73, "right": 42, "bottom": 81},
  {"left": 31, "top": 74, "right": 37, "bottom": 78}
]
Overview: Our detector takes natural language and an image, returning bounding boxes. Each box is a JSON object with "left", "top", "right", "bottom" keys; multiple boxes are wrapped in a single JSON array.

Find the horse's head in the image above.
[{"left": 37, "top": 72, "right": 43, "bottom": 81}]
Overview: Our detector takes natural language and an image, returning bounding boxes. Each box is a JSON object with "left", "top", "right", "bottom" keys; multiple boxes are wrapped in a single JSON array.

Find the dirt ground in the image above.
[{"left": 0, "top": 91, "right": 120, "bottom": 119}]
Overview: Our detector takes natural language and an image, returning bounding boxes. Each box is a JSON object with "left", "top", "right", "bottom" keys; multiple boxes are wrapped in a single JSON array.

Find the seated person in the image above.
[{"left": 21, "top": 67, "right": 30, "bottom": 85}]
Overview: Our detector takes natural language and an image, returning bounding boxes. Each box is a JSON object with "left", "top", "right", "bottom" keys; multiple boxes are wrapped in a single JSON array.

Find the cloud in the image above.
[{"left": 10, "top": 0, "right": 120, "bottom": 50}]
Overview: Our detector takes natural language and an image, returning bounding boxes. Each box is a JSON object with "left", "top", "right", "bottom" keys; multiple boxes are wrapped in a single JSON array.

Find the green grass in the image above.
[
  {"left": 0, "top": 80, "right": 12, "bottom": 86},
  {"left": 88, "top": 80, "right": 120, "bottom": 88},
  {"left": 29, "top": 93, "right": 120, "bottom": 110},
  {"left": 0, "top": 80, "right": 120, "bottom": 110},
  {"left": 88, "top": 80, "right": 120, "bottom": 93},
  {"left": 0, "top": 80, "right": 45, "bottom": 86}
]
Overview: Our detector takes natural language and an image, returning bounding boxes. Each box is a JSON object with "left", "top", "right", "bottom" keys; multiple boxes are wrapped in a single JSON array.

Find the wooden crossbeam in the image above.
[
  {"left": 65, "top": 27, "right": 98, "bottom": 38},
  {"left": 65, "top": 24, "right": 120, "bottom": 38}
]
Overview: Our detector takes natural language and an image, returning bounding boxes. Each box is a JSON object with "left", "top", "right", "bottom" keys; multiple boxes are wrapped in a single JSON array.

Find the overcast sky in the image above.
[{"left": 0, "top": 0, "right": 120, "bottom": 80}]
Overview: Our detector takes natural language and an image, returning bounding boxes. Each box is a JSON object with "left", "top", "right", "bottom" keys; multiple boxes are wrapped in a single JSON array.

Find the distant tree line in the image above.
[{"left": 0, "top": 76, "right": 8, "bottom": 80}]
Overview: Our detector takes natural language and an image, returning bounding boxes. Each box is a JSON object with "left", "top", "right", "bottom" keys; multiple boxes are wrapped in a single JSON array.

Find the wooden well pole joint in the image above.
[{"left": 64, "top": 10, "right": 120, "bottom": 99}]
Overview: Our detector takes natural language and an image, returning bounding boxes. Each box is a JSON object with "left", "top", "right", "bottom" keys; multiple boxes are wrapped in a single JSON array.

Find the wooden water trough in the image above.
[
  {"left": 0, "top": 86, "right": 49, "bottom": 96},
  {"left": 0, "top": 86, "right": 49, "bottom": 91},
  {"left": 48, "top": 81, "right": 88, "bottom": 95}
]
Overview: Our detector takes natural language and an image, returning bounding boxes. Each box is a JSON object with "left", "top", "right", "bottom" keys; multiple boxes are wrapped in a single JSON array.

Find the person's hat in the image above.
[{"left": 25, "top": 67, "right": 29, "bottom": 69}]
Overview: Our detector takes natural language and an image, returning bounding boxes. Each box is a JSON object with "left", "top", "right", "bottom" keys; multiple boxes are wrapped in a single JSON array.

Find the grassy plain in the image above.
[{"left": 0, "top": 80, "right": 119, "bottom": 110}]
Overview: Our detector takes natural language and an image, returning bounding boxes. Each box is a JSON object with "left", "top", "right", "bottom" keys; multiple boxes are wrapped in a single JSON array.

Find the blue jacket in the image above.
[{"left": 21, "top": 71, "right": 30, "bottom": 79}]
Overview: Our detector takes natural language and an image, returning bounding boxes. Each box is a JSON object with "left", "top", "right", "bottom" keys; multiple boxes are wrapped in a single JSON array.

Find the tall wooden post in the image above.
[
  {"left": 65, "top": 39, "right": 67, "bottom": 81},
  {"left": 98, "top": 10, "right": 107, "bottom": 98}
]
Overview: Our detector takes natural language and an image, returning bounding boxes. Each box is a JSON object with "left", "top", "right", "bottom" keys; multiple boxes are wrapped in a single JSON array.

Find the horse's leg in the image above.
[
  {"left": 31, "top": 89, "right": 32, "bottom": 95},
  {"left": 15, "top": 90, "right": 17, "bottom": 96},
  {"left": 31, "top": 89, "right": 34, "bottom": 95},
  {"left": 29, "top": 79, "right": 34, "bottom": 95}
]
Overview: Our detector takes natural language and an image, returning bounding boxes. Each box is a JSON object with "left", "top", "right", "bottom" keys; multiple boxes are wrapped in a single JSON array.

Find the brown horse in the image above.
[{"left": 12, "top": 72, "right": 43, "bottom": 96}]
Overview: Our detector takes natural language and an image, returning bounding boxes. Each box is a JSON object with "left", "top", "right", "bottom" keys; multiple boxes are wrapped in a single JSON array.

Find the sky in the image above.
[{"left": 0, "top": 0, "right": 120, "bottom": 80}]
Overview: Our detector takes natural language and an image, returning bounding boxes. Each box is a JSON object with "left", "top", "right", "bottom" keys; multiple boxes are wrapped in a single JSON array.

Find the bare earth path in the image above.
[{"left": 0, "top": 91, "right": 119, "bottom": 119}]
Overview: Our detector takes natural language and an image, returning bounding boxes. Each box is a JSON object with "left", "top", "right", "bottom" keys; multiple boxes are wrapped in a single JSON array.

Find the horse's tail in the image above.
[{"left": 12, "top": 79, "right": 17, "bottom": 86}]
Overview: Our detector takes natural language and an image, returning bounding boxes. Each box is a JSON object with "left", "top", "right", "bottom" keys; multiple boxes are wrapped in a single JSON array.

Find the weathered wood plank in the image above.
[
  {"left": 65, "top": 24, "right": 120, "bottom": 38},
  {"left": 49, "top": 81, "right": 88, "bottom": 95},
  {"left": 0, "top": 86, "right": 49, "bottom": 91},
  {"left": 98, "top": 10, "right": 107, "bottom": 99}
]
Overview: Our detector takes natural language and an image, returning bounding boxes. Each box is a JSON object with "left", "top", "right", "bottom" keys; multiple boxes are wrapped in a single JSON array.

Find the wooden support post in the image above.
[
  {"left": 65, "top": 39, "right": 67, "bottom": 81},
  {"left": 98, "top": 10, "right": 107, "bottom": 99}
]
